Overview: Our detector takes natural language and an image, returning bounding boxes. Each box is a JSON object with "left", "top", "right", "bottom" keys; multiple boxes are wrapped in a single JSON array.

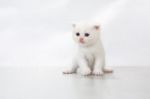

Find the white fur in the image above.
[{"left": 63, "top": 23, "right": 112, "bottom": 76}]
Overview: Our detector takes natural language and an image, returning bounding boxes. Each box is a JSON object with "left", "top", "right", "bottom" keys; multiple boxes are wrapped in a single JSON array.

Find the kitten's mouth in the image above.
[{"left": 79, "top": 40, "right": 84, "bottom": 43}]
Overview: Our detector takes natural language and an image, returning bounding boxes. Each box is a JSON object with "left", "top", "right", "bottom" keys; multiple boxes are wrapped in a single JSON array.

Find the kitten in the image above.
[{"left": 63, "top": 23, "right": 113, "bottom": 76}]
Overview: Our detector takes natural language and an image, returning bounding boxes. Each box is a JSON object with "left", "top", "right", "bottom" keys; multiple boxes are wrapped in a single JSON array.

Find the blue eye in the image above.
[
  {"left": 85, "top": 33, "right": 90, "bottom": 37},
  {"left": 76, "top": 32, "right": 80, "bottom": 36}
]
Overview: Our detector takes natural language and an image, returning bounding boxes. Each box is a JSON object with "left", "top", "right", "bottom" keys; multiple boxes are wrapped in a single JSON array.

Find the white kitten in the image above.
[{"left": 63, "top": 23, "right": 113, "bottom": 76}]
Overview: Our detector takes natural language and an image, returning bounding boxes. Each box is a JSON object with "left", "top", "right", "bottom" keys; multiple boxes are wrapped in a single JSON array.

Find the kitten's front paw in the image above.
[
  {"left": 93, "top": 70, "right": 104, "bottom": 76},
  {"left": 80, "top": 68, "right": 91, "bottom": 76}
]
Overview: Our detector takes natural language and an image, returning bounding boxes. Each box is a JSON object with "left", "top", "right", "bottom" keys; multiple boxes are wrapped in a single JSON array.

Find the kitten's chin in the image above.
[{"left": 78, "top": 42, "right": 95, "bottom": 47}]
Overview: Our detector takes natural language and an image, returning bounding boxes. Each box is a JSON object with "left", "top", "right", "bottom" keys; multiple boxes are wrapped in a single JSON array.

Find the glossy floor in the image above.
[{"left": 0, "top": 67, "right": 150, "bottom": 99}]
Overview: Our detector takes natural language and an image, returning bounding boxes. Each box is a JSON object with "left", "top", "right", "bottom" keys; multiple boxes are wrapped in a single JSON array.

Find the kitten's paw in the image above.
[
  {"left": 103, "top": 68, "right": 113, "bottom": 73},
  {"left": 63, "top": 69, "right": 75, "bottom": 74},
  {"left": 80, "top": 68, "right": 91, "bottom": 76},
  {"left": 93, "top": 70, "right": 104, "bottom": 76}
]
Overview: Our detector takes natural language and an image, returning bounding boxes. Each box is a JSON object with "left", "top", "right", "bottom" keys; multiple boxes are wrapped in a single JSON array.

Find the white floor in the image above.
[{"left": 0, "top": 67, "right": 150, "bottom": 99}]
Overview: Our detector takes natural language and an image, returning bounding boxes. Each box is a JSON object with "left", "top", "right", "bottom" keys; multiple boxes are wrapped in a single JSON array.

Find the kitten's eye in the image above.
[
  {"left": 85, "top": 33, "right": 90, "bottom": 37},
  {"left": 76, "top": 32, "right": 80, "bottom": 36}
]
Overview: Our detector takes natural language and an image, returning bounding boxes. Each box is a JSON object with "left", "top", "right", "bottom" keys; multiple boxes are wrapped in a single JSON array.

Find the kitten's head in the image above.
[{"left": 72, "top": 23, "right": 101, "bottom": 47}]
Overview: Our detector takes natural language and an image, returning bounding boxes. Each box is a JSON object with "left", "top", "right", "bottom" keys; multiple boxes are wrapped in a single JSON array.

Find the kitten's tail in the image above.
[{"left": 103, "top": 68, "right": 113, "bottom": 73}]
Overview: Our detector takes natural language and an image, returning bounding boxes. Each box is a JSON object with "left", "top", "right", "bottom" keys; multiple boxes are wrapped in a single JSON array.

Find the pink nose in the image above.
[{"left": 79, "top": 38, "right": 84, "bottom": 43}]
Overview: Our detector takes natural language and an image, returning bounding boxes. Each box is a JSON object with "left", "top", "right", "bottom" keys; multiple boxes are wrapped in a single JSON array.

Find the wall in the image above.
[{"left": 0, "top": 0, "right": 150, "bottom": 67}]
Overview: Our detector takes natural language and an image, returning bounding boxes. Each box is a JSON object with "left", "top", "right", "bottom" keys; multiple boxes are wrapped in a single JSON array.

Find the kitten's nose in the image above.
[{"left": 79, "top": 37, "right": 84, "bottom": 43}]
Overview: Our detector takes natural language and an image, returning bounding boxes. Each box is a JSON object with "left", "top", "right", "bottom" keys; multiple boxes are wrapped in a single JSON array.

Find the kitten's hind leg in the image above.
[
  {"left": 103, "top": 67, "right": 113, "bottom": 73},
  {"left": 63, "top": 62, "right": 78, "bottom": 74},
  {"left": 63, "top": 66, "right": 78, "bottom": 74}
]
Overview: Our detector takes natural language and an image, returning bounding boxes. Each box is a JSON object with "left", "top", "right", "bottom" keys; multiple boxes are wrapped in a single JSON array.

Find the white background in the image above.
[{"left": 0, "top": 0, "right": 150, "bottom": 67}]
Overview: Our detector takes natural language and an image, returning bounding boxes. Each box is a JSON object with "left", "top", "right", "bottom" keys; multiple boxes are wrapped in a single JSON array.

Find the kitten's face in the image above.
[{"left": 72, "top": 24, "right": 100, "bottom": 47}]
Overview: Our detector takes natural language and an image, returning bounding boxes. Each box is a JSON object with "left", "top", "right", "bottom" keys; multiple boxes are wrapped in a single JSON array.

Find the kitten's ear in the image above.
[{"left": 94, "top": 25, "right": 100, "bottom": 30}]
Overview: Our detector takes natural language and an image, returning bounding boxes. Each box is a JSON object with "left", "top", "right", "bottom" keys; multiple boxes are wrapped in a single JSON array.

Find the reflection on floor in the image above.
[{"left": 0, "top": 67, "right": 150, "bottom": 99}]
